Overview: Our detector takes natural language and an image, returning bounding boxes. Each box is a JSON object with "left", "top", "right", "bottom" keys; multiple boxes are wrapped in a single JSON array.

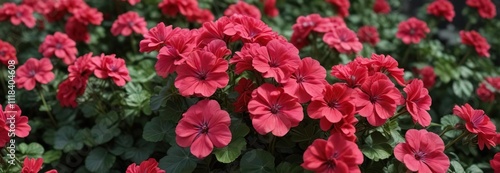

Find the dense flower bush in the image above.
[{"left": 0, "top": 0, "right": 499, "bottom": 172}]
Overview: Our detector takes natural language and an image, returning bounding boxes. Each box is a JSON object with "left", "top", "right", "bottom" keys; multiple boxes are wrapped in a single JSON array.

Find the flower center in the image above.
[
  {"left": 198, "top": 122, "right": 209, "bottom": 134},
  {"left": 16, "top": 11, "right": 22, "bottom": 18},
  {"left": 296, "top": 75, "right": 305, "bottom": 83},
  {"left": 28, "top": 70, "right": 36, "bottom": 77},
  {"left": 270, "top": 104, "right": 282, "bottom": 114},
  {"left": 55, "top": 43, "right": 63, "bottom": 49},
  {"left": 269, "top": 60, "right": 280, "bottom": 68},
  {"left": 370, "top": 95, "right": 379, "bottom": 103},
  {"left": 327, "top": 100, "right": 339, "bottom": 108},
  {"left": 409, "top": 28, "right": 416, "bottom": 35},
  {"left": 196, "top": 71, "right": 208, "bottom": 80},
  {"left": 109, "top": 65, "right": 118, "bottom": 72},
  {"left": 127, "top": 21, "right": 135, "bottom": 27},
  {"left": 302, "top": 21, "right": 314, "bottom": 27},
  {"left": 327, "top": 151, "right": 339, "bottom": 169},
  {"left": 414, "top": 150, "right": 426, "bottom": 161}
]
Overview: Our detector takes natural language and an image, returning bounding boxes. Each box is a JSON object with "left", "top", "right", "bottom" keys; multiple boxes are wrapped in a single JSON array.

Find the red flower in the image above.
[
  {"left": 203, "top": 39, "right": 231, "bottom": 59},
  {"left": 126, "top": 158, "right": 165, "bottom": 173},
  {"left": 357, "top": 25, "right": 380, "bottom": 46},
  {"left": 466, "top": 0, "right": 496, "bottom": 19},
  {"left": 230, "top": 43, "right": 260, "bottom": 74},
  {"left": 460, "top": 30, "right": 490, "bottom": 58},
  {"left": 140, "top": 23, "right": 178, "bottom": 52},
  {"left": 185, "top": 8, "right": 214, "bottom": 24},
  {"left": 224, "top": 1, "right": 261, "bottom": 19},
  {"left": 3, "top": 104, "right": 31, "bottom": 138},
  {"left": 396, "top": 17, "right": 430, "bottom": 44},
  {"left": 252, "top": 40, "right": 301, "bottom": 83},
  {"left": 486, "top": 77, "right": 500, "bottom": 90},
  {"left": 262, "top": 0, "right": 279, "bottom": 17},
  {"left": 45, "top": 170, "right": 58, "bottom": 173},
  {"left": 73, "top": 7, "right": 103, "bottom": 25},
  {"left": 301, "top": 133, "right": 363, "bottom": 172},
  {"left": 234, "top": 78, "right": 256, "bottom": 113},
  {"left": 319, "top": 112, "right": 358, "bottom": 141},
  {"left": 308, "top": 83, "right": 356, "bottom": 124},
  {"left": 0, "top": 40, "right": 17, "bottom": 66},
  {"left": 22, "top": 0, "right": 52, "bottom": 14},
  {"left": 477, "top": 82, "right": 495, "bottom": 102},
  {"left": 373, "top": 0, "right": 390, "bottom": 14},
  {"left": 122, "top": 0, "right": 141, "bottom": 6},
  {"left": 111, "top": 11, "right": 148, "bottom": 36},
  {"left": 224, "top": 15, "right": 277, "bottom": 45},
  {"left": 196, "top": 16, "right": 232, "bottom": 48},
  {"left": 326, "top": 0, "right": 350, "bottom": 18},
  {"left": 369, "top": 53, "right": 406, "bottom": 86},
  {"left": 394, "top": 129, "right": 450, "bottom": 173},
  {"left": 68, "top": 53, "right": 95, "bottom": 83},
  {"left": 290, "top": 14, "right": 345, "bottom": 49},
  {"left": 65, "top": 17, "right": 90, "bottom": 43},
  {"left": 57, "top": 78, "right": 87, "bottom": 108},
  {"left": 0, "top": 3, "right": 36, "bottom": 28},
  {"left": 248, "top": 84, "right": 303, "bottom": 137},
  {"left": 453, "top": 104, "right": 497, "bottom": 150},
  {"left": 15, "top": 58, "right": 55, "bottom": 91},
  {"left": 21, "top": 157, "right": 43, "bottom": 173},
  {"left": 39, "top": 32, "right": 78, "bottom": 65},
  {"left": 323, "top": 27, "right": 363, "bottom": 54},
  {"left": 0, "top": 107, "right": 9, "bottom": 148},
  {"left": 427, "top": 0, "right": 455, "bottom": 22},
  {"left": 404, "top": 79, "right": 432, "bottom": 127},
  {"left": 176, "top": 100, "right": 232, "bottom": 159},
  {"left": 416, "top": 66, "right": 436, "bottom": 88},
  {"left": 355, "top": 73, "right": 402, "bottom": 126},
  {"left": 158, "top": 0, "right": 198, "bottom": 18},
  {"left": 283, "top": 57, "right": 327, "bottom": 103},
  {"left": 174, "top": 50, "right": 229, "bottom": 97},
  {"left": 155, "top": 32, "right": 195, "bottom": 78},
  {"left": 491, "top": 153, "right": 500, "bottom": 173},
  {"left": 91, "top": 54, "right": 131, "bottom": 87},
  {"left": 331, "top": 60, "right": 368, "bottom": 88}
]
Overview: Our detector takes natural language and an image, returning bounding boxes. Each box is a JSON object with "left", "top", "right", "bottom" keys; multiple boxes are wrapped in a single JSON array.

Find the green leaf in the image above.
[
  {"left": 159, "top": 145, "right": 198, "bottom": 173},
  {"left": 362, "top": 132, "right": 392, "bottom": 161},
  {"left": 42, "top": 150, "right": 62, "bottom": 164},
  {"left": 213, "top": 138, "right": 246, "bottom": 163},
  {"left": 230, "top": 118, "right": 250, "bottom": 138},
  {"left": 440, "top": 115, "right": 460, "bottom": 129},
  {"left": 110, "top": 135, "right": 133, "bottom": 155},
  {"left": 122, "top": 139, "right": 155, "bottom": 163},
  {"left": 85, "top": 147, "right": 116, "bottom": 173},
  {"left": 91, "top": 122, "right": 121, "bottom": 145},
  {"left": 150, "top": 77, "right": 174, "bottom": 111},
  {"left": 450, "top": 160, "right": 465, "bottom": 173},
  {"left": 54, "top": 126, "right": 84, "bottom": 152},
  {"left": 276, "top": 162, "right": 306, "bottom": 173},
  {"left": 18, "top": 142, "right": 44, "bottom": 159},
  {"left": 466, "top": 165, "right": 483, "bottom": 173},
  {"left": 240, "top": 149, "right": 275, "bottom": 173},
  {"left": 142, "top": 116, "right": 175, "bottom": 144}
]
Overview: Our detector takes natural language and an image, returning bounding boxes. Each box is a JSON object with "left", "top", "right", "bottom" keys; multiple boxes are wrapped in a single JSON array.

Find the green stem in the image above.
[
  {"left": 269, "top": 135, "right": 276, "bottom": 155},
  {"left": 445, "top": 131, "right": 468, "bottom": 149},
  {"left": 439, "top": 126, "right": 453, "bottom": 137},
  {"left": 401, "top": 45, "right": 411, "bottom": 66},
  {"left": 131, "top": 36, "right": 138, "bottom": 54},
  {"left": 312, "top": 33, "right": 319, "bottom": 60},
  {"left": 458, "top": 49, "right": 471, "bottom": 66},
  {"left": 390, "top": 108, "right": 408, "bottom": 121},
  {"left": 35, "top": 88, "right": 57, "bottom": 126}
]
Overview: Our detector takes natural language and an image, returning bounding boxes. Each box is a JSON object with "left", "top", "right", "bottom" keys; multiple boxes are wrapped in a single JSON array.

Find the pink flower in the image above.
[
  {"left": 404, "top": 79, "right": 432, "bottom": 127},
  {"left": 427, "top": 0, "right": 455, "bottom": 22},
  {"left": 196, "top": 16, "right": 233, "bottom": 48},
  {"left": 155, "top": 32, "right": 195, "bottom": 78},
  {"left": 230, "top": 43, "right": 260, "bottom": 74},
  {"left": 15, "top": 58, "right": 55, "bottom": 91},
  {"left": 396, "top": 17, "right": 430, "bottom": 44},
  {"left": 174, "top": 50, "right": 229, "bottom": 97},
  {"left": 325, "top": 0, "right": 350, "bottom": 17},
  {"left": 357, "top": 25, "right": 380, "bottom": 46},
  {"left": 21, "top": 157, "right": 43, "bottom": 173},
  {"left": 395, "top": 129, "right": 450, "bottom": 173},
  {"left": 490, "top": 153, "right": 500, "bottom": 173},
  {"left": 176, "top": 100, "right": 231, "bottom": 159},
  {"left": 91, "top": 54, "right": 131, "bottom": 87},
  {"left": 373, "top": 0, "right": 391, "bottom": 14},
  {"left": 323, "top": 27, "right": 363, "bottom": 54},
  {"left": 477, "top": 83, "right": 495, "bottom": 102},
  {"left": 122, "top": 0, "right": 141, "bottom": 6},
  {"left": 331, "top": 60, "right": 368, "bottom": 88},
  {"left": 39, "top": 32, "right": 78, "bottom": 65},
  {"left": 283, "top": 57, "right": 327, "bottom": 103},
  {"left": 140, "top": 23, "right": 177, "bottom": 52},
  {"left": 415, "top": 66, "right": 436, "bottom": 88},
  {"left": 248, "top": 84, "right": 303, "bottom": 137},
  {"left": 125, "top": 158, "right": 165, "bottom": 173},
  {"left": 302, "top": 133, "right": 363, "bottom": 172},
  {"left": 0, "top": 3, "right": 36, "bottom": 28},
  {"left": 262, "top": 0, "right": 279, "bottom": 17},
  {"left": 224, "top": 15, "right": 277, "bottom": 45},
  {"left": 319, "top": 112, "right": 358, "bottom": 141},
  {"left": 111, "top": 11, "right": 148, "bottom": 36},
  {"left": 73, "top": 7, "right": 103, "bottom": 25},
  {"left": 252, "top": 40, "right": 301, "bottom": 83},
  {"left": 234, "top": 78, "right": 256, "bottom": 113},
  {"left": 460, "top": 30, "right": 490, "bottom": 58},
  {"left": 466, "top": 0, "right": 496, "bottom": 19},
  {"left": 0, "top": 40, "right": 17, "bottom": 66},
  {"left": 355, "top": 73, "right": 402, "bottom": 126},
  {"left": 0, "top": 106, "right": 9, "bottom": 147},
  {"left": 3, "top": 104, "right": 31, "bottom": 138},
  {"left": 68, "top": 53, "right": 94, "bottom": 82},
  {"left": 57, "top": 78, "right": 87, "bottom": 108},
  {"left": 453, "top": 104, "right": 497, "bottom": 150},
  {"left": 308, "top": 83, "right": 356, "bottom": 124},
  {"left": 65, "top": 17, "right": 90, "bottom": 43},
  {"left": 368, "top": 53, "right": 406, "bottom": 86},
  {"left": 224, "top": 1, "right": 261, "bottom": 19}
]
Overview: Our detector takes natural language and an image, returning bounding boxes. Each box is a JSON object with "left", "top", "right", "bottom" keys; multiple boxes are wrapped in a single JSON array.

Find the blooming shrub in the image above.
[{"left": 0, "top": 0, "right": 499, "bottom": 173}]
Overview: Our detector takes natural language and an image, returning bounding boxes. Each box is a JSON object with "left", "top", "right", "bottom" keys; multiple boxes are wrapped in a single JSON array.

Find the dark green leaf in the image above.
[
  {"left": 240, "top": 149, "right": 275, "bottom": 173},
  {"left": 142, "top": 116, "right": 175, "bottom": 144},
  {"left": 85, "top": 147, "right": 116, "bottom": 173}
]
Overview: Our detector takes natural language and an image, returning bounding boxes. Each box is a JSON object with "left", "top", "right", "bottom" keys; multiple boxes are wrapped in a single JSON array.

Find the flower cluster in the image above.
[
  {"left": 0, "top": 3, "right": 35, "bottom": 28},
  {"left": 476, "top": 77, "right": 500, "bottom": 102}
]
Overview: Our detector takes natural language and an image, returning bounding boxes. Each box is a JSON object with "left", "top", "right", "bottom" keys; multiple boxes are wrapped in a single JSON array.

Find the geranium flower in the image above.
[
  {"left": 57, "top": 78, "right": 87, "bottom": 108},
  {"left": 0, "top": 3, "right": 36, "bottom": 28},
  {"left": 427, "top": 0, "right": 455, "bottom": 22},
  {"left": 175, "top": 100, "right": 232, "bottom": 159},
  {"left": 0, "top": 118, "right": 8, "bottom": 147},
  {"left": 459, "top": 30, "right": 490, "bottom": 58},
  {"left": 491, "top": 153, "right": 500, "bottom": 173},
  {"left": 453, "top": 104, "right": 497, "bottom": 150},
  {"left": 230, "top": 43, "right": 260, "bottom": 74},
  {"left": 262, "top": 0, "right": 279, "bottom": 17},
  {"left": 357, "top": 25, "right": 380, "bottom": 46},
  {"left": 73, "top": 7, "right": 103, "bottom": 25},
  {"left": 158, "top": 0, "right": 198, "bottom": 18},
  {"left": 126, "top": 158, "right": 165, "bottom": 173},
  {"left": 111, "top": 11, "right": 148, "bottom": 36},
  {"left": 186, "top": 8, "right": 214, "bottom": 24},
  {"left": 91, "top": 54, "right": 131, "bottom": 87},
  {"left": 368, "top": 54, "right": 406, "bottom": 86},
  {"left": 196, "top": 16, "right": 232, "bottom": 48},
  {"left": 234, "top": 78, "right": 256, "bottom": 113},
  {"left": 319, "top": 112, "right": 358, "bottom": 141},
  {"left": 486, "top": 77, "right": 500, "bottom": 90},
  {"left": 155, "top": 33, "right": 195, "bottom": 78},
  {"left": 283, "top": 57, "right": 327, "bottom": 103},
  {"left": 22, "top": 0, "right": 52, "bottom": 14},
  {"left": 404, "top": 79, "right": 432, "bottom": 127},
  {"left": 301, "top": 133, "right": 363, "bottom": 172},
  {"left": 308, "top": 83, "right": 356, "bottom": 123},
  {"left": 323, "top": 27, "right": 363, "bottom": 54},
  {"left": 0, "top": 40, "right": 17, "bottom": 66},
  {"left": 3, "top": 104, "right": 31, "bottom": 138},
  {"left": 224, "top": 1, "right": 261, "bottom": 19},
  {"left": 248, "top": 83, "right": 303, "bottom": 137},
  {"left": 39, "top": 32, "right": 78, "bottom": 65},
  {"left": 477, "top": 83, "right": 495, "bottom": 102},
  {"left": 355, "top": 73, "right": 402, "bottom": 126},
  {"left": 174, "top": 50, "right": 229, "bottom": 97},
  {"left": 62, "top": 0, "right": 88, "bottom": 14},
  {"left": 466, "top": 0, "right": 496, "bottom": 19},
  {"left": 65, "top": 17, "right": 90, "bottom": 43},
  {"left": 122, "top": 0, "right": 141, "bottom": 6},
  {"left": 15, "top": 58, "right": 55, "bottom": 91},
  {"left": 373, "top": 0, "right": 390, "bottom": 14},
  {"left": 325, "top": 0, "right": 350, "bottom": 17},
  {"left": 21, "top": 157, "right": 43, "bottom": 173},
  {"left": 203, "top": 39, "right": 231, "bottom": 59},
  {"left": 396, "top": 17, "right": 430, "bottom": 44},
  {"left": 252, "top": 40, "right": 301, "bottom": 83},
  {"left": 140, "top": 23, "right": 178, "bottom": 52},
  {"left": 290, "top": 14, "right": 344, "bottom": 49},
  {"left": 415, "top": 66, "right": 436, "bottom": 88},
  {"left": 224, "top": 15, "right": 277, "bottom": 45},
  {"left": 331, "top": 61, "right": 368, "bottom": 88},
  {"left": 394, "top": 129, "right": 450, "bottom": 173},
  {"left": 68, "top": 53, "right": 94, "bottom": 84}
]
